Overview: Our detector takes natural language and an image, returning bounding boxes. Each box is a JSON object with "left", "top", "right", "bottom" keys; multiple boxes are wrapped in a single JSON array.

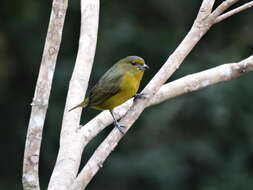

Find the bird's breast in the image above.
[
  {"left": 95, "top": 71, "right": 144, "bottom": 110},
  {"left": 120, "top": 71, "right": 143, "bottom": 93}
]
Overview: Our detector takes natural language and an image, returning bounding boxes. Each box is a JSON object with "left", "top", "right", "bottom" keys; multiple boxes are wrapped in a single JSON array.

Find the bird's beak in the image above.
[{"left": 139, "top": 63, "right": 150, "bottom": 71}]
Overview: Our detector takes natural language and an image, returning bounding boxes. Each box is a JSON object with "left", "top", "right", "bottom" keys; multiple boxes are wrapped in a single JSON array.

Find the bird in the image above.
[{"left": 69, "top": 56, "right": 149, "bottom": 134}]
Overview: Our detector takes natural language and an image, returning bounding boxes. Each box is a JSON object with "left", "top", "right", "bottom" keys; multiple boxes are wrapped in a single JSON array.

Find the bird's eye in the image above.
[{"left": 131, "top": 62, "right": 137, "bottom": 66}]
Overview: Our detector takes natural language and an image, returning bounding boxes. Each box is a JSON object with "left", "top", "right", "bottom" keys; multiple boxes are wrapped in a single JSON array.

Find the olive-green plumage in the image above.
[{"left": 69, "top": 56, "right": 149, "bottom": 133}]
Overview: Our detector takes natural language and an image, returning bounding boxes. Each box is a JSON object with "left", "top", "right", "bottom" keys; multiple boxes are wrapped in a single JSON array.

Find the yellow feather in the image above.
[{"left": 93, "top": 70, "right": 144, "bottom": 110}]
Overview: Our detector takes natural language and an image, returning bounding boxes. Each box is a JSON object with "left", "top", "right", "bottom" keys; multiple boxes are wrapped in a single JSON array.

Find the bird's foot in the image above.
[
  {"left": 134, "top": 93, "right": 147, "bottom": 101},
  {"left": 114, "top": 122, "right": 126, "bottom": 135}
]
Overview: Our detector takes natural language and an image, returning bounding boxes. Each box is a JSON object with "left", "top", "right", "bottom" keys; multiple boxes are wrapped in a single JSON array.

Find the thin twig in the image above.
[
  {"left": 210, "top": 0, "right": 240, "bottom": 18},
  {"left": 22, "top": 0, "right": 68, "bottom": 189},
  {"left": 73, "top": 55, "right": 253, "bottom": 190},
  {"left": 215, "top": 1, "right": 253, "bottom": 23}
]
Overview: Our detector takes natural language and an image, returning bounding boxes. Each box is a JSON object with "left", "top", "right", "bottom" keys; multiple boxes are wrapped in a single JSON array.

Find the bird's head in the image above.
[{"left": 120, "top": 56, "right": 149, "bottom": 71}]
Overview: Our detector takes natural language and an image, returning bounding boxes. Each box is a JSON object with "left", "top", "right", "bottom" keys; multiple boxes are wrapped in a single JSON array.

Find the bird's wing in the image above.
[{"left": 87, "top": 69, "right": 123, "bottom": 107}]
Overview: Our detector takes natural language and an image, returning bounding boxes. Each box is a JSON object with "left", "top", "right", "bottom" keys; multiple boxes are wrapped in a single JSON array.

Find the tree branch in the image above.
[
  {"left": 149, "top": 55, "right": 253, "bottom": 106},
  {"left": 73, "top": 55, "right": 253, "bottom": 190},
  {"left": 47, "top": 0, "right": 100, "bottom": 189},
  {"left": 195, "top": 0, "right": 215, "bottom": 20},
  {"left": 215, "top": 1, "right": 253, "bottom": 23},
  {"left": 22, "top": 0, "right": 68, "bottom": 189}
]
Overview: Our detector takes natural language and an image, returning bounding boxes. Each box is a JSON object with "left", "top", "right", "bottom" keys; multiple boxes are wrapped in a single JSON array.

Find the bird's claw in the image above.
[
  {"left": 114, "top": 122, "right": 126, "bottom": 135},
  {"left": 134, "top": 93, "right": 147, "bottom": 101}
]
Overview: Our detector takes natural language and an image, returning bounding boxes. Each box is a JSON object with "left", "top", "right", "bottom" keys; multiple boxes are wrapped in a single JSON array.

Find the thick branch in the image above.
[
  {"left": 48, "top": 0, "right": 100, "bottom": 190},
  {"left": 22, "top": 0, "right": 68, "bottom": 189},
  {"left": 215, "top": 1, "right": 253, "bottom": 23},
  {"left": 73, "top": 55, "right": 253, "bottom": 190}
]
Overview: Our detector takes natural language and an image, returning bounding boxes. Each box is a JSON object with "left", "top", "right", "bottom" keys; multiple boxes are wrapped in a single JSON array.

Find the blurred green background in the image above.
[{"left": 1, "top": 0, "right": 253, "bottom": 189}]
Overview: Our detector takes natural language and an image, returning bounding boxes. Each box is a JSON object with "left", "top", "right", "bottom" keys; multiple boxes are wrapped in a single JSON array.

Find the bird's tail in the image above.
[{"left": 68, "top": 98, "right": 88, "bottom": 112}]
